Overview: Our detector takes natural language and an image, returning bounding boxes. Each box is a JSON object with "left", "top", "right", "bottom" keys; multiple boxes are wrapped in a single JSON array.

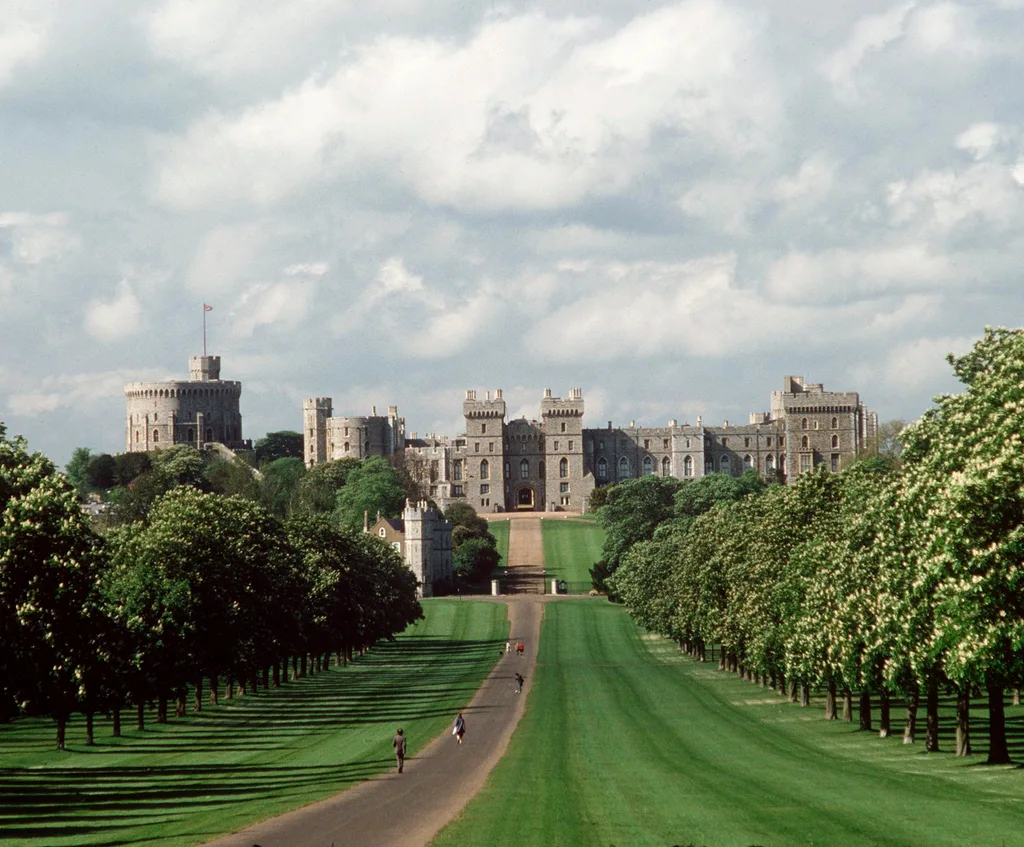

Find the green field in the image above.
[
  {"left": 488, "top": 519, "right": 510, "bottom": 572},
  {"left": 541, "top": 517, "right": 604, "bottom": 592},
  {"left": 0, "top": 600, "right": 508, "bottom": 847},
  {"left": 432, "top": 600, "right": 1024, "bottom": 847}
]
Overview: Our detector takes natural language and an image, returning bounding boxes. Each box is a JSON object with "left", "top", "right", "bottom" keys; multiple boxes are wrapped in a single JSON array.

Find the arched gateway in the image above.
[{"left": 516, "top": 486, "right": 535, "bottom": 510}]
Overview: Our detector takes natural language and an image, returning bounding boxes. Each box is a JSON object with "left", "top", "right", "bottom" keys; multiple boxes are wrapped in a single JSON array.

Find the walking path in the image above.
[
  {"left": 502, "top": 515, "right": 546, "bottom": 594},
  {"left": 200, "top": 517, "right": 549, "bottom": 847}
]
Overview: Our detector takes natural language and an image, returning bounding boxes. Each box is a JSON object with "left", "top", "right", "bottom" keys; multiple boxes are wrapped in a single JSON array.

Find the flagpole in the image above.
[{"left": 203, "top": 304, "right": 207, "bottom": 357}]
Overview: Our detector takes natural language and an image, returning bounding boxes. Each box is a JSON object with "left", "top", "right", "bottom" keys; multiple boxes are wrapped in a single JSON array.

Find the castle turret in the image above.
[
  {"left": 303, "top": 397, "right": 332, "bottom": 467},
  {"left": 462, "top": 389, "right": 506, "bottom": 513},
  {"left": 542, "top": 388, "right": 590, "bottom": 511}
]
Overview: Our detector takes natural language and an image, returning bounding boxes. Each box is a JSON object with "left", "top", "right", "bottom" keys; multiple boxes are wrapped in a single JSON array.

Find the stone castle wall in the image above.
[{"left": 304, "top": 376, "right": 875, "bottom": 514}]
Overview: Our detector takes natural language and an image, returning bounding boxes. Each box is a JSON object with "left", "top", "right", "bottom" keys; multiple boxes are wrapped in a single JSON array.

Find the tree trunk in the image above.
[
  {"left": 136, "top": 700, "right": 145, "bottom": 731},
  {"left": 56, "top": 714, "right": 67, "bottom": 751},
  {"left": 718, "top": 650, "right": 726, "bottom": 671},
  {"left": 825, "top": 680, "right": 837, "bottom": 720},
  {"left": 292, "top": 655, "right": 299, "bottom": 681},
  {"left": 955, "top": 689, "right": 971, "bottom": 756},
  {"left": 209, "top": 674, "right": 219, "bottom": 706},
  {"left": 263, "top": 666, "right": 270, "bottom": 690},
  {"left": 842, "top": 689, "right": 853, "bottom": 722},
  {"left": 858, "top": 690, "right": 872, "bottom": 731},
  {"left": 193, "top": 675, "right": 203, "bottom": 713},
  {"left": 903, "top": 683, "right": 919, "bottom": 744},
  {"left": 878, "top": 690, "right": 891, "bottom": 738},
  {"left": 788, "top": 679, "right": 798, "bottom": 703},
  {"left": 85, "top": 709, "right": 94, "bottom": 746},
  {"left": 801, "top": 684, "right": 810, "bottom": 708},
  {"left": 925, "top": 674, "right": 940, "bottom": 753},
  {"left": 273, "top": 661, "right": 281, "bottom": 688},
  {"left": 157, "top": 695, "right": 168, "bottom": 724},
  {"left": 176, "top": 686, "right": 186, "bottom": 718},
  {"left": 238, "top": 678, "right": 246, "bottom": 696},
  {"left": 226, "top": 676, "right": 234, "bottom": 699},
  {"left": 986, "top": 675, "right": 1011, "bottom": 765},
  {"left": 112, "top": 706, "right": 121, "bottom": 738},
  {"left": 251, "top": 670, "right": 260, "bottom": 693},
  {"left": 300, "top": 654, "right": 307, "bottom": 678},
  {"left": 1013, "top": 688, "right": 1020, "bottom": 707}
]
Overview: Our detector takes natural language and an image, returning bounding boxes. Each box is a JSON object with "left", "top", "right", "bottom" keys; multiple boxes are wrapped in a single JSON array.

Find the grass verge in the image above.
[
  {"left": 0, "top": 599, "right": 508, "bottom": 847},
  {"left": 540, "top": 517, "right": 604, "bottom": 592},
  {"left": 432, "top": 600, "right": 1024, "bottom": 847}
]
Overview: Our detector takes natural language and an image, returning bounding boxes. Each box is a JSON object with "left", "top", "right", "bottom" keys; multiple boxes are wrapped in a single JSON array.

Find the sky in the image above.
[{"left": 2, "top": 0, "right": 1023, "bottom": 467}]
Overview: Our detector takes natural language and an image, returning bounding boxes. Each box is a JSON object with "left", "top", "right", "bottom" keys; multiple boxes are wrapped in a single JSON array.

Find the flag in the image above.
[{"left": 204, "top": 304, "right": 213, "bottom": 312}]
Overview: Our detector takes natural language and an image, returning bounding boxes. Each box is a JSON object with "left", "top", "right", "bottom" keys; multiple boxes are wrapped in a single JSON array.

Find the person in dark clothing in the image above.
[
  {"left": 393, "top": 728, "right": 407, "bottom": 772},
  {"left": 514, "top": 672, "right": 524, "bottom": 694},
  {"left": 453, "top": 713, "right": 466, "bottom": 744}
]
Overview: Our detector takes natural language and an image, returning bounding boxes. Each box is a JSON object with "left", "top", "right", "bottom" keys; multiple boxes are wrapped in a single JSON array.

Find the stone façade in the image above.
[
  {"left": 124, "top": 355, "right": 247, "bottom": 453},
  {"left": 304, "top": 376, "right": 877, "bottom": 514}
]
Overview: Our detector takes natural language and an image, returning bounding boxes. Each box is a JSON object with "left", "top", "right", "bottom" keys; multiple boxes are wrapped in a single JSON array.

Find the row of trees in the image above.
[
  {"left": 604, "top": 328, "right": 1024, "bottom": 764},
  {"left": 0, "top": 427, "right": 423, "bottom": 748}
]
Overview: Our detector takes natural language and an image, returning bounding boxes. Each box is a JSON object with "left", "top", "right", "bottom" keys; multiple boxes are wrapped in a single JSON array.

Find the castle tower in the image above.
[
  {"left": 403, "top": 499, "right": 428, "bottom": 597},
  {"left": 542, "top": 388, "right": 590, "bottom": 511},
  {"left": 303, "top": 397, "right": 332, "bottom": 468},
  {"left": 462, "top": 389, "right": 507, "bottom": 513},
  {"left": 189, "top": 355, "right": 221, "bottom": 382}
]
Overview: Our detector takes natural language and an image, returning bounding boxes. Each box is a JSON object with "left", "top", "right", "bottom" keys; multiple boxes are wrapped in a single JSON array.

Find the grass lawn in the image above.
[
  {"left": 0, "top": 599, "right": 508, "bottom": 847},
  {"left": 540, "top": 518, "right": 604, "bottom": 592},
  {"left": 489, "top": 519, "right": 510, "bottom": 575},
  {"left": 432, "top": 600, "right": 1024, "bottom": 847}
]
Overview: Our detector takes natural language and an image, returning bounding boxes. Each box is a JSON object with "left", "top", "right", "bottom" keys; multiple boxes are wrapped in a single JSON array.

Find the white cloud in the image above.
[
  {"left": 856, "top": 334, "right": 976, "bottom": 393},
  {"left": 821, "top": 3, "right": 914, "bottom": 96},
  {"left": 151, "top": 2, "right": 779, "bottom": 213},
  {"left": 231, "top": 272, "right": 320, "bottom": 338},
  {"left": 0, "top": 212, "right": 81, "bottom": 265},
  {"left": 0, "top": 3, "right": 52, "bottom": 87},
  {"left": 84, "top": 283, "right": 143, "bottom": 342},
  {"left": 955, "top": 122, "right": 1015, "bottom": 161},
  {"left": 5, "top": 370, "right": 139, "bottom": 417}
]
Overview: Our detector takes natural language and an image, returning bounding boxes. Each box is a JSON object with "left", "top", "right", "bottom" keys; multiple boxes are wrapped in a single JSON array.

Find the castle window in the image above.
[
  {"left": 379, "top": 528, "right": 386, "bottom": 538},
  {"left": 554, "top": 440, "right": 559, "bottom": 451},
  {"left": 744, "top": 454, "right": 753, "bottom": 470},
  {"left": 539, "top": 460, "right": 545, "bottom": 476},
  {"left": 187, "top": 428, "right": 194, "bottom": 442},
  {"left": 344, "top": 442, "right": 350, "bottom": 452},
  {"left": 453, "top": 485, "right": 464, "bottom": 496},
  {"left": 766, "top": 437, "right": 772, "bottom": 447},
  {"left": 454, "top": 461, "right": 462, "bottom": 481},
  {"left": 662, "top": 456, "right": 671, "bottom": 476},
  {"left": 801, "top": 418, "right": 808, "bottom": 430},
  {"left": 831, "top": 417, "right": 838, "bottom": 429},
  {"left": 744, "top": 437, "right": 750, "bottom": 448},
  {"left": 481, "top": 484, "right": 489, "bottom": 495},
  {"left": 779, "top": 437, "right": 785, "bottom": 448},
  {"left": 685, "top": 438, "right": 691, "bottom": 448},
  {"left": 618, "top": 456, "right": 629, "bottom": 480},
  {"left": 683, "top": 455, "right": 693, "bottom": 477},
  {"left": 642, "top": 456, "right": 653, "bottom": 476},
  {"left": 489, "top": 442, "right": 494, "bottom": 453},
  {"left": 480, "top": 459, "right": 490, "bottom": 480},
  {"left": 599, "top": 440, "right": 605, "bottom": 451},
  {"left": 800, "top": 453, "right": 811, "bottom": 473},
  {"left": 560, "top": 422, "right": 566, "bottom": 433},
  {"left": 135, "top": 431, "right": 139, "bottom": 443},
  {"left": 597, "top": 458, "right": 608, "bottom": 479},
  {"left": 831, "top": 434, "right": 839, "bottom": 449},
  {"left": 721, "top": 437, "right": 728, "bottom": 447},
  {"left": 153, "top": 430, "right": 159, "bottom": 443},
  {"left": 154, "top": 412, "right": 158, "bottom": 422},
  {"left": 344, "top": 427, "right": 349, "bottom": 436},
  {"left": 520, "top": 459, "right": 529, "bottom": 479},
  {"left": 560, "top": 457, "right": 568, "bottom": 478},
  {"left": 644, "top": 439, "right": 650, "bottom": 449},
  {"left": 814, "top": 421, "right": 819, "bottom": 430},
  {"left": 663, "top": 439, "right": 669, "bottom": 449},
  {"left": 475, "top": 442, "right": 480, "bottom": 452},
  {"left": 364, "top": 440, "right": 370, "bottom": 453},
  {"left": 482, "top": 423, "right": 487, "bottom": 435},
  {"left": 705, "top": 458, "right": 714, "bottom": 474},
  {"left": 560, "top": 482, "right": 569, "bottom": 493},
  {"left": 569, "top": 440, "right": 573, "bottom": 451},
  {"left": 831, "top": 454, "right": 840, "bottom": 472},
  {"left": 766, "top": 454, "right": 775, "bottom": 473},
  {"left": 721, "top": 455, "right": 731, "bottom": 475},
  {"left": 801, "top": 435, "right": 809, "bottom": 448}
]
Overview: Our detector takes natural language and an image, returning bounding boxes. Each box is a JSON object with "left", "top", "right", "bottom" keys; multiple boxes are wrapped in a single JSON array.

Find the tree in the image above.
[
  {"left": 85, "top": 453, "right": 117, "bottom": 490},
  {"left": 0, "top": 424, "right": 107, "bottom": 747},
  {"left": 856, "top": 419, "right": 906, "bottom": 466},
  {"left": 333, "top": 457, "right": 406, "bottom": 532},
  {"left": 65, "top": 447, "right": 93, "bottom": 500},
  {"left": 452, "top": 536, "right": 500, "bottom": 583},
  {"left": 112, "top": 452, "right": 152, "bottom": 487},
  {"left": 259, "top": 457, "right": 306, "bottom": 519},
  {"left": 254, "top": 431, "right": 304, "bottom": 465},
  {"left": 295, "top": 458, "right": 360, "bottom": 515},
  {"left": 204, "top": 456, "right": 261, "bottom": 500},
  {"left": 595, "top": 475, "right": 685, "bottom": 591}
]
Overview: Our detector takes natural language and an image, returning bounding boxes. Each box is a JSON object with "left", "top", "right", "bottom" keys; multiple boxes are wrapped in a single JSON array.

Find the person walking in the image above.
[
  {"left": 453, "top": 713, "right": 466, "bottom": 744},
  {"left": 392, "top": 728, "right": 406, "bottom": 773},
  {"left": 514, "top": 672, "right": 524, "bottom": 694},
  {"left": 505, "top": 639, "right": 512, "bottom": 653}
]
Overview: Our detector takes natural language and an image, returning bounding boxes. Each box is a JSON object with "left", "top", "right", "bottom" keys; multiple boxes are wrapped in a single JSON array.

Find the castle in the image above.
[
  {"left": 304, "top": 376, "right": 877, "bottom": 514},
  {"left": 124, "top": 355, "right": 248, "bottom": 453},
  {"left": 366, "top": 501, "right": 453, "bottom": 597}
]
